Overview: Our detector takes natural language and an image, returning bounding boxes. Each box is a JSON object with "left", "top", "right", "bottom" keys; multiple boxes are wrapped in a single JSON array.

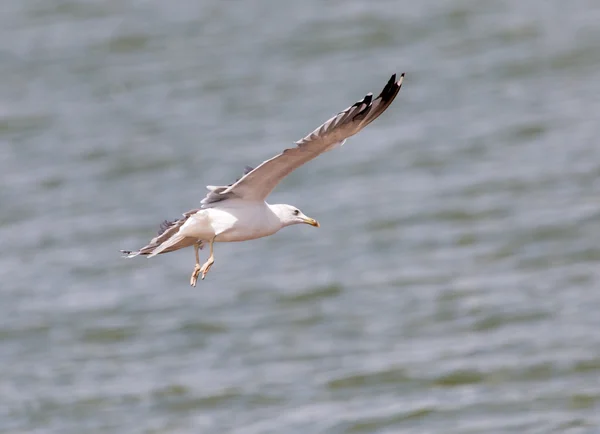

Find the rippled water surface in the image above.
[{"left": 2, "top": 0, "right": 600, "bottom": 433}]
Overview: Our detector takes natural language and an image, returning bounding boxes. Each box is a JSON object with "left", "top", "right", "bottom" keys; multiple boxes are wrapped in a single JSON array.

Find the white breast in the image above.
[{"left": 184, "top": 200, "right": 282, "bottom": 243}]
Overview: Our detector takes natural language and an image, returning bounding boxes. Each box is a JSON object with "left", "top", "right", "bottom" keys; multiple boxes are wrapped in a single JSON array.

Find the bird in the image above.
[{"left": 121, "top": 73, "right": 405, "bottom": 286}]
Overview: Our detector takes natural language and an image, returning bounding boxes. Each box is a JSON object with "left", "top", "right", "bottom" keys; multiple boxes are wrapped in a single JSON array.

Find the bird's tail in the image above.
[
  {"left": 147, "top": 233, "right": 187, "bottom": 258},
  {"left": 121, "top": 209, "right": 203, "bottom": 258},
  {"left": 121, "top": 237, "right": 202, "bottom": 258},
  {"left": 120, "top": 249, "right": 142, "bottom": 258}
]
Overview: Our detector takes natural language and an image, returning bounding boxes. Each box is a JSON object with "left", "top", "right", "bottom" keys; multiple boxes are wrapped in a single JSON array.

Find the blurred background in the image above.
[{"left": 1, "top": 0, "right": 600, "bottom": 432}]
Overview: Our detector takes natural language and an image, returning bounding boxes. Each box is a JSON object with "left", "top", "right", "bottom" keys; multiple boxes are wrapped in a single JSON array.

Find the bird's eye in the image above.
[{"left": 293, "top": 209, "right": 300, "bottom": 216}]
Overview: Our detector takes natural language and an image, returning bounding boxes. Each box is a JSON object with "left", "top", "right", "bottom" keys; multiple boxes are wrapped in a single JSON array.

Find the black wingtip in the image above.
[
  {"left": 389, "top": 72, "right": 405, "bottom": 84},
  {"left": 378, "top": 72, "right": 404, "bottom": 102},
  {"left": 352, "top": 93, "right": 374, "bottom": 121},
  {"left": 392, "top": 72, "right": 405, "bottom": 85}
]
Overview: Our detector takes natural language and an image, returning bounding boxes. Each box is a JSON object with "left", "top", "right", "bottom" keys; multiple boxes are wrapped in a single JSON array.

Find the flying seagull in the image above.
[{"left": 122, "top": 73, "right": 405, "bottom": 286}]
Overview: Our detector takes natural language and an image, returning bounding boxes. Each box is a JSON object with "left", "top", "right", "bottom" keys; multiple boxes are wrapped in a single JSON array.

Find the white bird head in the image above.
[{"left": 271, "top": 204, "right": 320, "bottom": 228}]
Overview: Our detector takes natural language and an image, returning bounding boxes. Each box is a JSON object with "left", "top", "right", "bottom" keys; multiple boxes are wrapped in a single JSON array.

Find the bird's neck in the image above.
[{"left": 267, "top": 203, "right": 291, "bottom": 228}]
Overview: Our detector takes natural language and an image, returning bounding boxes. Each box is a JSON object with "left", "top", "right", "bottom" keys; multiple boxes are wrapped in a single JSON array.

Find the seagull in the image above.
[{"left": 122, "top": 73, "right": 405, "bottom": 286}]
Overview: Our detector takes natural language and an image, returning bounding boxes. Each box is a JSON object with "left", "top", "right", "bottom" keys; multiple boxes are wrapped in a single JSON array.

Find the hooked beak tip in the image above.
[{"left": 304, "top": 218, "right": 320, "bottom": 227}]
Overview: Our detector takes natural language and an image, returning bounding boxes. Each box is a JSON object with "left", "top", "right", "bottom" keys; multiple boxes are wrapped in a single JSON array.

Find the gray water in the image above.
[{"left": 1, "top": 0, "right": 600, "bottom": 433}]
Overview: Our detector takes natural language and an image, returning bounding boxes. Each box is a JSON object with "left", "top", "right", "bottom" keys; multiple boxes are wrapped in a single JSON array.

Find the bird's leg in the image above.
[
  {"left": 189, "top": 242, "right": 202, "bottom": 287},
  {"left": 199, "top": 237, "right": 216, "bottom": 280}
]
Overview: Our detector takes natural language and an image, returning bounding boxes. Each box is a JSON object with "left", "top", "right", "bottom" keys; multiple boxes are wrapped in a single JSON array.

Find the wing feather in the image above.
[
  {"left": 203, "top": 73, "right": 404, "bottom": 204},
  {"left": 120, "top": 209, "right": 202, "bottom": 257}
]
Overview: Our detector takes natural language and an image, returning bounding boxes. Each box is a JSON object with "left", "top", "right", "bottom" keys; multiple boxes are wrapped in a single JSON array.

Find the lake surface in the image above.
[{"left": 1, "top": 0, "right": 600, "bottom": 433}]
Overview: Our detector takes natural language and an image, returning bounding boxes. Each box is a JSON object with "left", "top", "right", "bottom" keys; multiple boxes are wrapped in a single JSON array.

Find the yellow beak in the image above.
[{"left": 303, "top": 217, "right": 320, "bottom": 227}]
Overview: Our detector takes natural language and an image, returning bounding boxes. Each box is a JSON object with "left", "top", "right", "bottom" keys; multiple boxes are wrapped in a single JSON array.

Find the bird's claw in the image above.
[
  {"left": 200, "top": 260, "right": 213, "bottom": 280},
  {"left": 190, "top": 264, "right": 201, "bottom": 287}
]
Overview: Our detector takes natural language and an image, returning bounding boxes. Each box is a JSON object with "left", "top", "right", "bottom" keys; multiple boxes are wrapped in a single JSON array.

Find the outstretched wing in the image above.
[{"left": 202, "top": 73, "right": 404, "bottom": 205}]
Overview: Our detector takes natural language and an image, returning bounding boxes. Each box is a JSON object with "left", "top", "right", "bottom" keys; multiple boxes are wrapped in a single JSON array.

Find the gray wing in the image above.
[{"left": 201, "top": 73, "right": 404, "bottom": 205}]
